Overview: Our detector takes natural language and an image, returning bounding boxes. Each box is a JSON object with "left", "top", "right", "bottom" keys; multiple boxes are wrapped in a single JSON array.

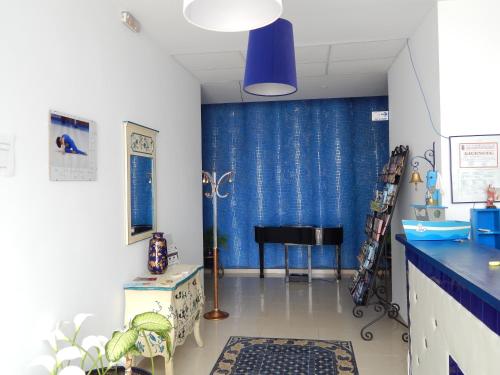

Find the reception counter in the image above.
[{"left": 396, "top": 234, "right": 499, "bottom": 375}]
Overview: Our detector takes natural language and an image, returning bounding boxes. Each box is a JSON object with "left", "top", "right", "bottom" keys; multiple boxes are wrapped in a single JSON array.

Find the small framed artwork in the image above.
[
  {"left": 449, "top": 134, "right": 500, "bottom": 203},
  {"left": 124, "top": 121, "right": 158, "bottom": 244},
  {"left": 49, "top": 111, "right": 97, "bottom": 181}
]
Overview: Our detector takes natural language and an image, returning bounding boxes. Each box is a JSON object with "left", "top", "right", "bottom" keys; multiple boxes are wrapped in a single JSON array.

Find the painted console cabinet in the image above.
[
  {"left": 396, "top": 235, "right": 499, "bottom": 375},
  {"left": 123, "top": 264, "right": 205, "bottom": 375}
]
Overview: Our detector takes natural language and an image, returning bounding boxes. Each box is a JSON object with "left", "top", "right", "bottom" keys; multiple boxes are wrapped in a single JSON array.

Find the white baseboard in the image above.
[{"left": 206, "top": 268, "right": 355, "bottom": 278}]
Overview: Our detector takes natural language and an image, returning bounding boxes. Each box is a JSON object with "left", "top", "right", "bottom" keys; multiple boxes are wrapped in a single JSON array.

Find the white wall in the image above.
[
  {"left": 0, "top": 1, "right": 202, "bottom": 373},
  {"left": 438, "top": 0, "right": 500, "bottom": 220},
  {"left": 389, "top": 0, "right": 500, "bottom": 323},
  {"left": 388, "top": 5, "right": 441, "bottom": 323}
]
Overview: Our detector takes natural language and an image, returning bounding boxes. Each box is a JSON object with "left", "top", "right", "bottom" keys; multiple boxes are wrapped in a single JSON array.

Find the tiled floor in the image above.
[{"left": 140, "top": 274, "right": 408, "bottom": 375}]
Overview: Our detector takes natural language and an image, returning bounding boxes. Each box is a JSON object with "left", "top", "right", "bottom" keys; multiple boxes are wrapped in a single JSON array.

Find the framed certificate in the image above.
[{"left": 449, "top": 134, "right": 500, "bottom": 203}]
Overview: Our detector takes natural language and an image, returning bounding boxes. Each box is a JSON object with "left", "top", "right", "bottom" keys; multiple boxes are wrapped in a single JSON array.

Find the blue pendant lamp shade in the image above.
[{"left": 244, "top": 18, "right": 297, "bottom": 96}]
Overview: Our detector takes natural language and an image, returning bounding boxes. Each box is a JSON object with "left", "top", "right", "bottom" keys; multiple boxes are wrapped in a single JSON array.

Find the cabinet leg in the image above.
[
  {"left": 285, "top": 245, "right": 289, "bottom": 283},
  {"left": 307, "top": 245, "right": 312, "bottom": 283},
  {"left": 194, "top": 318, "right": 204, "bottom": 347},
  {"left": 164, "top": 356, "right": 174, "bottom": 375},
  {"left": 336, "top": 245, "right": 342, "bottom": 281},
  {"left": 259, "top": 243, "right": 264, "bottom": 278}
]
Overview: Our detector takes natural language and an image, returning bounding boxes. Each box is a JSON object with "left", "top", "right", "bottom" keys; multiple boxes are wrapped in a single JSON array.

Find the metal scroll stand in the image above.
[
  {"left": 351, "top": 145, "right": 410, "bottom": 342},
  {"left": 352, "top": 236, "right": 409, "bottom": 342},
  {"left": 202, "top": 170, "right": 234, "bottom": 321}
]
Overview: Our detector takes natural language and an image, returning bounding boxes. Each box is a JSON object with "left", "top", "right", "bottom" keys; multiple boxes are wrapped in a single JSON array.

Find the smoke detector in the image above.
[{"left": 121, "top": 11, "right": 140, "bottom": 33}]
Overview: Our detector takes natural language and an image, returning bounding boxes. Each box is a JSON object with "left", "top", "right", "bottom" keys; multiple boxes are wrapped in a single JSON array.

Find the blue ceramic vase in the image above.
[{"left": 148, "top": 232, "right": 168, "bottom": 274}]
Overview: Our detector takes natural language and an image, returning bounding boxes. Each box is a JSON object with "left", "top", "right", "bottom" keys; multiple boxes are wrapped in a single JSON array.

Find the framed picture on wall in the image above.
[
  {"left": 449, "top": 134, "right": 500, "bottom": 203},
  {"left": 49, "top": 111, "right": 97, "bottom": 181},
  {"left": 124, "top": 121, "right": 158, "bottom": 244}
]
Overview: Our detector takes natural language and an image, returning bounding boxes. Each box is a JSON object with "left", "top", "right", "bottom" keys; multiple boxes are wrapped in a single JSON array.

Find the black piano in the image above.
[{"left": 255, "top": 226, "right": 343, "bottom": 282}]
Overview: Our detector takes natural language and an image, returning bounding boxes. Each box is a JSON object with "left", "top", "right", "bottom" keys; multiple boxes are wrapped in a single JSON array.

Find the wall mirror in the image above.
[{"left": 124, "top": 121, "right": 158, "bottom": 244}]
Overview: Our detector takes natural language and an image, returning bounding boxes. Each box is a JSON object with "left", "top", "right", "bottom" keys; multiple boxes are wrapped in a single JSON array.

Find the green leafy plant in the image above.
[
  {"left": 106, "top": 312, "right": 173, "bottom": 375},
  {"left": 203, "top": 228, "right": 228, "bottom": 250},
  {"left": 32, "top": 312, "right": 172, "bottom": 375}
]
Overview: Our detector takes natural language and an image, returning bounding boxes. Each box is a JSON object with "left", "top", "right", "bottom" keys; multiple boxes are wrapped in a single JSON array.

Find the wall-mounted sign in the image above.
[
  {"left": 372, "top": 111, "right": 389, "bottom": 122},
  {"left": 449, "top": 134, "right": 500, "bottom": 203}
]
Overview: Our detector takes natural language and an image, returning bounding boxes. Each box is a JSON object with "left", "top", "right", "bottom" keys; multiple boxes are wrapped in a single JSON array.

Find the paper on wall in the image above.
[
  {"left": 0, "top": 134, "right": 14, "bottom": 177},
  {"left": 450, "top": 135, "right": 500, "bottom": 202}
]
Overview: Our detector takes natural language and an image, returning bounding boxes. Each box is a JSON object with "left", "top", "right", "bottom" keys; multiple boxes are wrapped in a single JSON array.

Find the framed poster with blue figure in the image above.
[
  {"left": 124, "top": 121, "right": 158, "bottom": 244},
  {"left": 49, "top": 110, "right": 97, "bottom": 181}
]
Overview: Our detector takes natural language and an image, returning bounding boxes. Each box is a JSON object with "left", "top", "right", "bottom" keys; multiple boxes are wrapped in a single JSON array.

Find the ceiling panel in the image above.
[
  {"left": 296, "top": 62, "right": 327, "bottom": 77},
  {"left": 116, "top": 0, "right": 436, "bottom": 54},
  {"left": 329, "top": 58, "right": 394, "bottom": 75},
  {"left": 289, "top": 74, "right": 388, "bottom": 101},
  {"left": 242, "top": 44, "right": 331, "bottom": 64},
  {"left": 204, "top": 73, "right": 388, "bottom": 105},
  {"left": 201, "top": 81, "right": 243, "bottom": 104},
  {"left": 193, "top": 68, "right": 245, "bottom": 83},
  {"left": 174, "top": 51, "right": 245, "bottom": 71},
  {"left": 295, "top": 45, "right": 330, "bottom": 63},
  {"left": 115, "top": 0, "right": 435, "bottom": 104},
  {"left": 330, "top": 39, "right": 406, "bottom": 61}
]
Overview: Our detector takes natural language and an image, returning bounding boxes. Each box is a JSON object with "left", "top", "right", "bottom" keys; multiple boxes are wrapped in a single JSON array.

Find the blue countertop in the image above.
[{"left": 396, "top": 234, "right": 500, "bottom": 311}]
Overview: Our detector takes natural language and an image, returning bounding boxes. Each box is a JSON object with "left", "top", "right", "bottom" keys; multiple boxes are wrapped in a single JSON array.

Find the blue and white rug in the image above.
[{"left": 210, "top": 336, "right": 359, "bottom": 375}]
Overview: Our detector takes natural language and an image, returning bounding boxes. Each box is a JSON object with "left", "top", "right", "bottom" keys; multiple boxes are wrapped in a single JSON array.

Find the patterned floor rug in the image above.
[{"left": 210, "top": 336, "right": 359, "bottom": 375}]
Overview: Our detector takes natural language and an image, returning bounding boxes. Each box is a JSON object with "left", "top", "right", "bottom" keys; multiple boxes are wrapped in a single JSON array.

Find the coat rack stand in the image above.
[{"left": 349, "top": 145, "right": 410, "bottom": 341}]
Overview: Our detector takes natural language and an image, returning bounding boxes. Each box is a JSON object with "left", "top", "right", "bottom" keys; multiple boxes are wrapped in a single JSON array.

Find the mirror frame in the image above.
[{"left": 124, "top": 121, "right": 158, "bottom": 245}]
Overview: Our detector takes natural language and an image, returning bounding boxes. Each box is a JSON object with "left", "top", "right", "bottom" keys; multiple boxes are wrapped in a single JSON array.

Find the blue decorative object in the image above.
[
  {"left": 202, "top": 97, "right": 389, "bottom": 269},
  {"left": 410, "top": 142, "right": 444, "bottom": 207},
  {"left": 471, "top": 208, "right": 500, "bottom": 249},
  {"left": 449, "top": 356, "right": 465, "bottom": 375},
  {"left": 426, "top": 170, "right": 442, "bottom": 206},
  {"left": 148, "top": 232, "right": 168, "bottom": 274},
  {"left": 243, "top": 18, "right": 297, "bottom": 96},
  {"left": 402, "top": 220, "right": 471, "bottom": 241}
]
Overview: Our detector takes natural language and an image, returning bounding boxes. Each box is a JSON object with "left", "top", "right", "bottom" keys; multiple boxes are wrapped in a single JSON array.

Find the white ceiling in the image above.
[{"left": 116, "top": 0, "right": 437, "bottom": 104}]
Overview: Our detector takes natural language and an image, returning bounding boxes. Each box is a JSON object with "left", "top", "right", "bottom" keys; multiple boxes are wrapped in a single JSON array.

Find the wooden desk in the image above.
[
  {"left": 124, "top": 264, "right": 204, "bottom": 375},
  {"left": 255, "top": 226, "right": 343, "bottom": 282}
]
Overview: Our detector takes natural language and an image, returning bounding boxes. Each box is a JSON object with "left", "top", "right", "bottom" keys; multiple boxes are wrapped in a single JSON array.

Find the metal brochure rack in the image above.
[{"left": 349, "top": 145, "right": 410, "bottom": 341}]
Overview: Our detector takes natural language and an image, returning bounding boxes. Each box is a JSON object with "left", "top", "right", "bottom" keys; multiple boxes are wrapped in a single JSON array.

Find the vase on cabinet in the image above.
[{"left": 148, "top": 232, "right": 168, "bottom": 274}]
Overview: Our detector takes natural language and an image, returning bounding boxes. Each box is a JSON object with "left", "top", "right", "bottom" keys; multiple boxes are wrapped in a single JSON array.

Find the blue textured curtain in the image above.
[{"left": 202, "top": 96, "right": 388, "bottom": 269}]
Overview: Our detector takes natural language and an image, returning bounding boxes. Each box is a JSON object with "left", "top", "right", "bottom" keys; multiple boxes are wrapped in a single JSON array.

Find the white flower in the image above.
[
  {"left": 82, "top": 335, "right": 107, "bottom": 354},
  {"left": 56, "top": 346, "right": 82, "bottom": 363},
  {"left": 54, "top": 322, "right": 68, "bottom": 341},
  {"left": 44, "top": 322, "right": 69, "bottom": 350},
  {"left": 73, "top": 313, "right": 93, "bottom": 330},
  {"left": 31, "top": 355, "right": 56, "bottom": 373},
  {"left": 44, "top": 331, "right": 58, "bottom": 351},
  {"left": 59, "top": 366, "right": 86, "bottom": 375},
  {"left": 97, "top": 335, "right": 108, "bottom": 344}
]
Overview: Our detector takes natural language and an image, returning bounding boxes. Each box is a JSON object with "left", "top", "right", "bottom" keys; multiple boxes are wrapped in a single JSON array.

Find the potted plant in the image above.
[
  {"left": 203, "top": 227, "right": 228, "bottom": 277},
  {"left": 33, "top": 312, "right": 172, "bottom": 375},
  {"left": 105, "top": 312, "right": 172, "bottom": 375}
]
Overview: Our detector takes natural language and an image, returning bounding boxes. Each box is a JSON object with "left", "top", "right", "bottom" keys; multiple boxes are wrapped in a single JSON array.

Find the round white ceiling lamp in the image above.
[{"left": 183, "top": 0, "right": 283, "bottom": 32}]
